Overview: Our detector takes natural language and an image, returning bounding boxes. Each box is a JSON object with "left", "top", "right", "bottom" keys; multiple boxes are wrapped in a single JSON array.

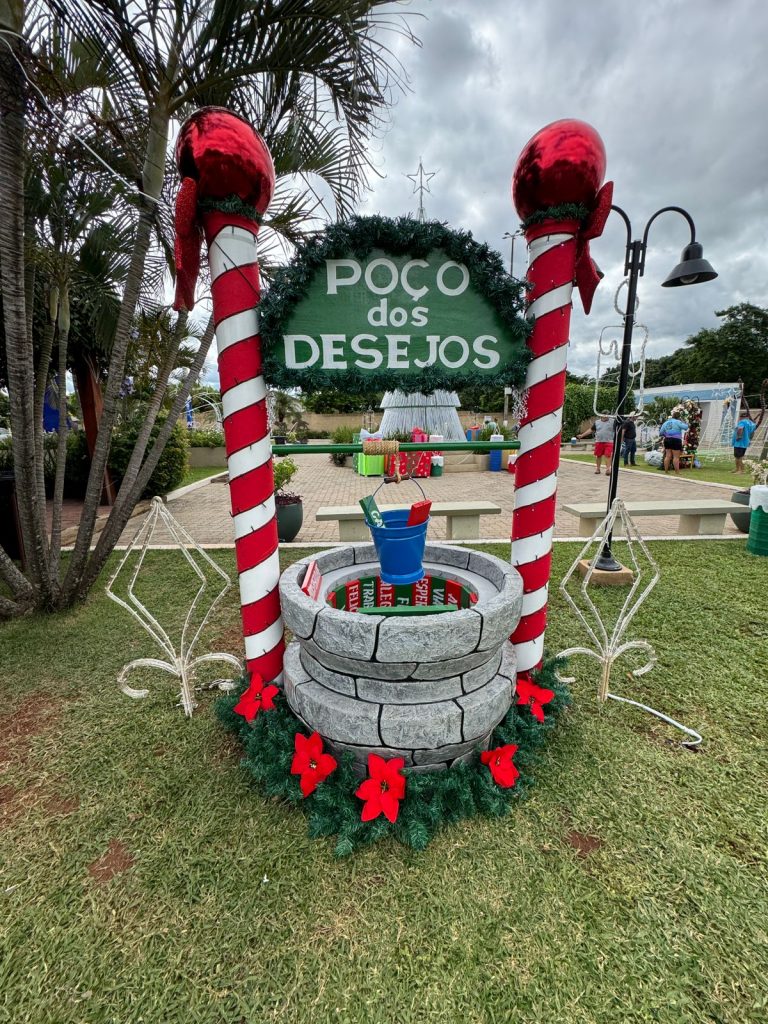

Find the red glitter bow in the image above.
[{"left": 574, "top": 180, "right": 614, "bottom": 315}]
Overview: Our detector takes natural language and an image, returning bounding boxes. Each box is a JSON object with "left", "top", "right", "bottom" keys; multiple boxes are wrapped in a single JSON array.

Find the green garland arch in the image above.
[
  {"left": 259, "top": 215, "right": 532, "bottom": 395},
  {"left": 216, "top": 658, "right": 570, "bottom": 857}
]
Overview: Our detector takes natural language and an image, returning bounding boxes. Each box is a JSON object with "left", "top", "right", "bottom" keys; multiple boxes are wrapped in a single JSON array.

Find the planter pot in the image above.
[
  {"left": 729, "top": 490, "right": 752, "bottom": 534},
  {"left": 276, "top": 499, "right": 303, "bottom": 542},
  {"left": 272, "top": 435, "right": 287, "bottom": 445}
]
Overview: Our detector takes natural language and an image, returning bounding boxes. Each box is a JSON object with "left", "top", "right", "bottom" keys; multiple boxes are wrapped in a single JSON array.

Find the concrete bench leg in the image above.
[
  {"left": 579, "top": 519, "right": 597, "bottom": 537},
  {"left": 446, "top": 515, "right": 480, "bottom": 540},
  {"left": 338, "top": 521, "right": 370, "bottom": 541},
  {"left": 679, "top": 513, "right": 726, "bottom": 535}
]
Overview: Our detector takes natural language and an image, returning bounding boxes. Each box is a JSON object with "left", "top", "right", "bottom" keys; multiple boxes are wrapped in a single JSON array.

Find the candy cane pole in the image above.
[
  {"left": 510, "top": 221, "right": 579, "bottom": 673},
  {"left": 510, "top": 120, "right": 612, "bottom": 677},
  {"left": 173, "top": 108, "right": 284, "bottom": 683}
]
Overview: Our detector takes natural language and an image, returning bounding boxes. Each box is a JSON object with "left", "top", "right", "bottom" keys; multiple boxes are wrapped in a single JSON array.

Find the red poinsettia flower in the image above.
[
  {"left": 355, "top": 754, "right": 406, "bottom": 823},
  {"left": 480, "top": 744, "right": 520, "bottom": 788},
  {"left": 291, "top": 732, "right": 337, "bottom": 797},
  {"left": 515, "top": 677, "right": 555, "bottom": 723},
  {"left": 233, "top": 674, "right": 279, "bottom": 723}
]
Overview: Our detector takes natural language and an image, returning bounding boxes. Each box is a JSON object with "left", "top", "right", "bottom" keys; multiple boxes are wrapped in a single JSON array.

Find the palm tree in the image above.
[{"left": 0, "top": 0, "right": 418, "bottom": 616}]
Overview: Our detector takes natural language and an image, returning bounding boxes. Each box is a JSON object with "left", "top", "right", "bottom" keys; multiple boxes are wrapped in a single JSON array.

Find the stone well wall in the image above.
[{"left": 279, "top": 544, "right": 523, "bottom": 774}]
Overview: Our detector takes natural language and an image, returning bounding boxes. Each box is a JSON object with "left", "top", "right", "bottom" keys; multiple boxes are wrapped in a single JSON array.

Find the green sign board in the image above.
[{"left": 260, "top": 217, "right": 530, "bottom": 393}]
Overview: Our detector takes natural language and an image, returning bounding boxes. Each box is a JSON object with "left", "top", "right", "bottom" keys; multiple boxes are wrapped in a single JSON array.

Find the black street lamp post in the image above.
[{"left": 595, "top": 205, "right": 718, "bottom": 571}]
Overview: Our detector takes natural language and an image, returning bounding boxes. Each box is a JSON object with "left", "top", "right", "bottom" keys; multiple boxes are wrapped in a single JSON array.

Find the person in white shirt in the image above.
[{"left": 577, "top": 412, "right": 616, "bottom": 474}]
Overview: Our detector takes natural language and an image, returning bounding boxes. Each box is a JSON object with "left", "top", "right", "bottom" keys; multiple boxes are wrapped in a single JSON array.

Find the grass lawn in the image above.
[
  {"left": 561, "top": 452, "right": 746, "bottom": 488},
  {"left": 1, "top": 541, "right": 766, "bottom": 1023},
  {"left": 178, "top": 465, "right": 225, "bottom": 488}
]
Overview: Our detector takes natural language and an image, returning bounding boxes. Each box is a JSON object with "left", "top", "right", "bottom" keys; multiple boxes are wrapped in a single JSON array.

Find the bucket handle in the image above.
[{"left": 371, "top": 473, "right": 427, "bottom": 505}]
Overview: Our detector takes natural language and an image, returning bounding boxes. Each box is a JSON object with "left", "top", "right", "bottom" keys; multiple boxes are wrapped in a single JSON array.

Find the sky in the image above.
[
  {"left": 351, "top": 0, "right": 768, "bottom": 378},
  {"left": 199, "top": 0, "right": 768, "bottom": 391}
]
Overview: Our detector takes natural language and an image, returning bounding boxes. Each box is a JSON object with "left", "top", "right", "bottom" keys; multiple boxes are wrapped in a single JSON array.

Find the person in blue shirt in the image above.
[
  {"left": 732, "top": 391, "right": 765, "bottom": 473},
  {"left": 658, "top": 414, "right": 688, "bottom": 474}
]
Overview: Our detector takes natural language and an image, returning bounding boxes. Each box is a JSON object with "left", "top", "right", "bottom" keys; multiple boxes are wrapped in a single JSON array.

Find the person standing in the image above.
[
  {"left": 732, "top": 412, "right": 759, "bottom": 473},
  {"left": 577, "top": 412, "right": 616, "bottom": 474},
  {"left": 620, "top": 413, "right": 638, "bottom": 466},
  {"left": 658, "top": 412, "right": 688, "bottom": 474}
]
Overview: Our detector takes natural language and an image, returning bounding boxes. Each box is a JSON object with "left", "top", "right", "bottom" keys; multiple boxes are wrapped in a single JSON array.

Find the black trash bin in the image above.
[{"left": 0, "top": 469, "right": 26, "bottom": 565}]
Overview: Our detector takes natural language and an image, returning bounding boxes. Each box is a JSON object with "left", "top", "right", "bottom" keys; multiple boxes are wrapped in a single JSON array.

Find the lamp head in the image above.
[{"left": 662, "top": 241, "right": 718, "bottom": 287}]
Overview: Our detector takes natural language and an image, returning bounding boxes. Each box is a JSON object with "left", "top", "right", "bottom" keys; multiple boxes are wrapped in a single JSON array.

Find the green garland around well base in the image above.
[{"left": 216, "top": 658, "right": 570, "bottom": 856}]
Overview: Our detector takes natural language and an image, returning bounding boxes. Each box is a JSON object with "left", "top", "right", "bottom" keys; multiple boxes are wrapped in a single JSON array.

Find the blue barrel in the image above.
[
  {"left": 368, "top": 509, "right": 430, "bottom": 585},
  {"left": 488, "top": 433, "right": 503, "bottom": 471}
]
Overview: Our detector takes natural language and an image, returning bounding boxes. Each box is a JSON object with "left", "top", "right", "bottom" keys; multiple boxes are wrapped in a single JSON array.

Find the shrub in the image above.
[
  {"left": 0, "top": 436, "right": 13, "bottom": 472},
  {"left": 1, "top": 419, "right": 189, "bottom": 499},
  {"left": 273, "top": 456, "right": 298, "bottom": 492},
  {"left": 109, "top": 417, "right": 189, "bottom": 498},
  {"left": 187, "top": 427, "right": 224, "bottom": 448},
  {"left": 331, "top": 425, "right": 356, "bottom": 444},
  {"left": 328, "top": 425, "right": 355, "bottom": 466},
  {"left": 561, "top": 383, "right": 632, "bottom": 439}
]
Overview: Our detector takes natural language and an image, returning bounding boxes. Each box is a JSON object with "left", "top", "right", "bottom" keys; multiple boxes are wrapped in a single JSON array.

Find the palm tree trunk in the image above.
[
  {"left": 0, "top": 9, "right": 51, "bottom": 600},
  {"left": 0, "top": 543, "right": 32, "bottom": 608},
  {"left": 61, "top": 103, "right": 170, "bottom": 602},
  {"left": 76, "top": 316, "right": 215, "bottom": 598},
  {"left": 48, "top": 290, "right": 70, "bottom": 578}
]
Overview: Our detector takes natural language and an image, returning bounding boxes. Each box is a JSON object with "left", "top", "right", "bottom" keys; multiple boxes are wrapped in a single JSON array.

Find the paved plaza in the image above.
[{"left": 118, "top": 447, "right": 742, "bottom": 547}]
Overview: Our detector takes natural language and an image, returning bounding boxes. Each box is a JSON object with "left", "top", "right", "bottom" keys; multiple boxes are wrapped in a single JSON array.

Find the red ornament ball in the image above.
[
  {"left": 512, "top": 119, "right": 606, "bottom": 220},
  {"left": 175, "top": 106, "right": 275, "bottom": 214}
]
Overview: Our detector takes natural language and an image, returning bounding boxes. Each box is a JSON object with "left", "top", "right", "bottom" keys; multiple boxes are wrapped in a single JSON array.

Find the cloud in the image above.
[{"left": 359, "top": 0, "right": 768, "bottom": 377}]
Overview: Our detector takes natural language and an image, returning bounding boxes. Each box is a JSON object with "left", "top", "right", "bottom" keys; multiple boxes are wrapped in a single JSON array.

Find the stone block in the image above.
[
  {"left": 380, "top": 700, "right": 463, "bottom": 749},
  {"left": 311, "top": 547, "right": 356, "bottom": 573},
  {"left": 356, "top": 674, "right": 462, "bottom": 705},
  {"left": 476, "top": 588, "right": 522, "bottom": 651},
  {"left": 278, "top": 565, "right": 321, "bottom": 639},
  {"left": 462, "top": 649, "right": 502, "bottom": 693},
  {"left": 353, "top": 544, "right": 378, "bottom": 564},
  {"left": 376, "top": 610, "right": 481, "bottom": 663},
  {"left": 329, "top": 740, "right": 413, "bottom": 777},
  {"left": 283, "top": 642, "right": 311, "bottom": 708},
  {"left": 313, "top": 607, "right": 381, "bottom": 661},
  {"left": 410, "top": 647, "right": 495, "bottom": 680},
  {"left": 303, "top": 639, "right": 416, "bottom": 679},
  {"left": 407, "top": 763, "right": 448, "bottom": 774},
  {"left": 412, "top": 739, "right": 479, "bottom": 765},
  {"left": 467, "top": 549, "right": 509, "bottom": 588},
  {"left": 299, "top": 646, "right": 356, "bottom": 697},
  {"left": 497, "top": 642, "right": 518, "bottom": 688},
  {"left": 450, "top": 749, "right": 478, "bottom": 767},
  {"left": 423, "top": 543, "right": 470, "bottom": 569},
  {"left": 292, "top": 680, "right": 381, "bottom": 746},
  {"left": 458, "top": 674, "right": 512, "bottom": 741}
]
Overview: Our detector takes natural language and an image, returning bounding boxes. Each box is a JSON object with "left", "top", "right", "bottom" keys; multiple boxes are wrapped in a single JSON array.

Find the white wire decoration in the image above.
[
  {"left": 557, "top": 499, "right": 702, "bottom": 747},
  {"left": 106, "top": 497, "right": 242, "bottom": 717},
  {"left": 592, "top": 280, "right": 649, "bottom": 415}
]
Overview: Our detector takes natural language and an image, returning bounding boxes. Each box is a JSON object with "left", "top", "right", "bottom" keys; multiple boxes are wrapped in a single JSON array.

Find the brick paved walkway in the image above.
[{"left": 118, "top": 446, "right": 741, "bottom": 546}]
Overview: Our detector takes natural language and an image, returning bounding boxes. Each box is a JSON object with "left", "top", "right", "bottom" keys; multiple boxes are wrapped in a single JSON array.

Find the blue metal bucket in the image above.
[{"left": 369, "top": 508, "right": 430, "bottom": 585}]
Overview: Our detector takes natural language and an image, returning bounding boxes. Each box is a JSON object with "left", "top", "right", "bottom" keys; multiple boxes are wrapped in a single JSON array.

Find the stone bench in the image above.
[
  {"left": 316, "top": 501, "right": 502, "bottom": 541},
  {"left": 562, "top": 499, "right": 737, "bottom": 537}
]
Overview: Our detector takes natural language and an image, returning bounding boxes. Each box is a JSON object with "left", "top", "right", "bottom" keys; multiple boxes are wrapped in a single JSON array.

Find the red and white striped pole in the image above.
[
  {"left": 173, "top": 108, "right": 284, "bottom": 683},
  {"left": 510, "top": 120, "right": 612, "bottom": 678},
  {"left": 510, "top": 221, "right": 579, "bottom": 674}
]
